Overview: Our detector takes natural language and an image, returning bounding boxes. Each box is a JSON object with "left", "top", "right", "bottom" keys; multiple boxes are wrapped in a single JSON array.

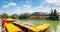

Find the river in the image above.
[{"left": 19, "top": 19, "right": 60, "bottom": 32}]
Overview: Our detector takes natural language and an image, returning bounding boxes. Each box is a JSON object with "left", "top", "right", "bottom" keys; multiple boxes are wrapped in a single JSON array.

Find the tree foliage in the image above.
[
  {"left": 19, "top": 13, "right": 27, "bottom": 19},
  {"left": 1, "top": 13, "right": 9, "bottom": 18},
  {"left": 10, "top": 14, "right": 19, "bottom": 19},
  {"left": 49, "top": 9, "right": 58, "bottom": 20}
]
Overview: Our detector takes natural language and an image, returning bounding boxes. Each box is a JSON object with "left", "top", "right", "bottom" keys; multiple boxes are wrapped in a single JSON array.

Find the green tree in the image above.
[
  {"left": 49, "top": 9, "right": 58, "bottom": 20},
  {"left": 10, "top": 14, "right": 19, "bottom": 19},
  {"left": 50, "top": 9, "right": 54, "bottom": 16},
  {"left": 1, "top": 13, "right": 9, "bottom": 18},
  {"left": 54, "top": 9, "right": 57, "bottom": 16},
  {"left": 19, "top": 13, "right": 28, "bottom": 19}
]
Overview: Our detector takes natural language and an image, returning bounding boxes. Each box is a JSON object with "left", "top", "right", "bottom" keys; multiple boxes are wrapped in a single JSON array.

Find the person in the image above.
[
  {"left": 1, "top": 18, "right": 6, "bottom": 32},
  {"left": 1, "top": 18, "right": 6, "bottom": 28}
]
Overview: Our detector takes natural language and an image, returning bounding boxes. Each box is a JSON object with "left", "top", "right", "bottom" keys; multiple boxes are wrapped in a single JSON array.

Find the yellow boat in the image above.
[
  {"left": 5, "top": 23, "right": 22, "bottom": 32},
  {"left": 28, "top": 24, "right": 50, "bottom": 32},
  {"left": 13, "top": 22, "right": 50, "bottom": 32},
  {"left": 6, "top": 18, "right": 15, "bottom": 23},
  {"left": 4, "top": 18, "right": 22, "bottom": 32},
  {"left": 5, "top": 18, "right": 50, "bottom": 32}
]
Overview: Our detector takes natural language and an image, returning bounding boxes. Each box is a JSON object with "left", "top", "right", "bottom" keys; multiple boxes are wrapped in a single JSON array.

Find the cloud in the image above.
[
  {"left": 7, "top": 5, "right": 60, "bottom": 15},
  {"left": 32, "top": 5, "right": 51, "bottom": 13},
  {"left": 23, "top": 4, "right": 51, "bottom": 13},
  {"left": 52, "top": 7, "right": 60, "bottom": 13},
  {"left": 2, "top": 2, "right": 16, "bottom": 8},
  {"left": 45, "top": 0, "right": 60, "bottom": 6},
  {"left": 2, "top": 0, "right": 60, "bottom": 15},
  {"left": 4, "top": 1, "right": 8, "bottom": 3},
  {"left": 8, "top": 2, "right": 16, "bottom": 6},
  {"left": 2, "top": 5, "right": 9, "bottom": 8},
  {"left": 13, "top": 7, "right": 21, "bottom": 14},
  {"left": 23, "top": 4, "right": 33, "bottom": 13},
  {"left": 0, "top": 10, "right": 4, "bottom": 14}
]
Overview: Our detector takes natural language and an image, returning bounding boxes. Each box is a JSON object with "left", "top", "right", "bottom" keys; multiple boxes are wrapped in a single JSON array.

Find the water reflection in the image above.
[
  {"left": 19, "top": 19, "right": 60, "bottom": 32},
  {"left": 56, "top": 24, "right": 60, "bottom": 32}
]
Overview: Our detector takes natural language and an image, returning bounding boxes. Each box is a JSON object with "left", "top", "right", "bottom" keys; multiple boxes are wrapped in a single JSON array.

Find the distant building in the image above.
[{"left": 28, "top": 12, "right": 49, "bottom": 19}]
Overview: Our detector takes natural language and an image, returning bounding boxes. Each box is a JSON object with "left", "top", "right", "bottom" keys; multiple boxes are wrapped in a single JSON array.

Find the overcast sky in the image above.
[{"left": 0, "top": 0, "right": 60, "bottom": 15}]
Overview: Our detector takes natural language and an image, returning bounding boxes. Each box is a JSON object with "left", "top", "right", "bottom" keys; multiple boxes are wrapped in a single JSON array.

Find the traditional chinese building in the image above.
[{"left": 28, "top": 12, "right": 49, "bottom": 19}]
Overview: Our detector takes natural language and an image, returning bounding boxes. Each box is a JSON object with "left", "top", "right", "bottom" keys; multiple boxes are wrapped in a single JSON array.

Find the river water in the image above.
[
  {"left": 56, "top": 25, "right": 60, "bottom": 32},
  {"left": 19, "top": 19, "right": 60, "bottom": 32}
]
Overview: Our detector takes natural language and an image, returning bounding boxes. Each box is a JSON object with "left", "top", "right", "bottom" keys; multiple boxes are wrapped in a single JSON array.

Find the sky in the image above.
[{"left": 0, "top": 0, "right": 60, "bottom": 15}]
